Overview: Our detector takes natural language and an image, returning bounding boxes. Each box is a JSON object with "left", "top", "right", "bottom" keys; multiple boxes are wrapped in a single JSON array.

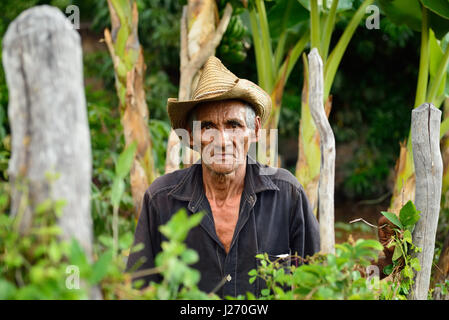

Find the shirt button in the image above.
[{"left": 226, "top": 274, "right": 232, "bottom": 282}]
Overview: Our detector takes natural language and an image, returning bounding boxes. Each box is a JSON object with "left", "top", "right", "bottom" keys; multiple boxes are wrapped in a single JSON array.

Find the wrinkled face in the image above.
[{"left": 189, "top": 100, "right": 260, "bottom": 175}]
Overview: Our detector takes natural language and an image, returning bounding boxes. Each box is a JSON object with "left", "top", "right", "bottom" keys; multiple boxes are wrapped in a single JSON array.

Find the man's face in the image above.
[{"left": 189, "top": 100, "right": 260, "bottom": 175}]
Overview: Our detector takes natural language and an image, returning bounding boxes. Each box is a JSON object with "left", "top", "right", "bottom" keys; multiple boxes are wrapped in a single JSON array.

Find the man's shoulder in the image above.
[
  {"left": 145, "top": 166, "right": 191, "bottom": 199},
  {"left": 256, "top": 162, "right": 304, "bottom": 192}
]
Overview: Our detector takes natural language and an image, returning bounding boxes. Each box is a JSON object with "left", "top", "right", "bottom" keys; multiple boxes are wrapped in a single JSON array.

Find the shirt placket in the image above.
[{"left": 221, "top": 191, "right": 256, "bottom": 297}]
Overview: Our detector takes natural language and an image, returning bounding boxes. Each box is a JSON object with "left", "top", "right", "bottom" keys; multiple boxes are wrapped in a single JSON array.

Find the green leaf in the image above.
[
  {"left": 110, "top": 178, "right": 125, "bottom": 208},
  {"left": 90, "top": 250, "right": 113, "bottom": 284},
  {"left": 403, "top": 229, "right": 413, "bottom": 244},
  {"left": 383, "top": 264, "right": 394, "bottom": 275},
  {"left": 430, "top": 29, "right": 444, "bottom": 78},
  {"left": 392, "top": 245, "right": 403, "bottom": 261},
  {"left": 402, "top": 265, "right": 414, "bottom": 279},
  {"left": 248, "top": 269, "right": 258, "bottom": 277},
  {"left": 261, "top": 288, "right": 270, "bottom": 296},
  {"left": 379, "top": 0, "right": 449, "bottom": 39},
  {"left": 381, "top": 211, "right": 404, "bottom": 229},
  {"left": 69, "top": 239, "right": 89, "bottom": 273},
  {"left": 115, "top": 141, "right": 137, "bottom": 179},
  {"left": 0, "top": 279, "right": 17, "bottom": 299},
  {"left": 35, "top": 199, "right": 52, "bottom": 214},
  {"left": 421, "top": 0, "right": 449, "bottom": 20},
  {"left": 378, "top": 0, "right": 422, "bottom": 32},
  {"left": 267, "top": 0, "right": 308, "bottom": 38},
  {"left": 48, "top": 242, "right": 63, "bottom": 263},
  {"left": 410, "top": 257, "right": 421, "bottom": 271},
  {"left": 399, "top": 200, "right": 421, "bottom": 229},
  {"left": 181, "top": 249, "right": 199, "bottom": 265},
  {"left": 355, "top": 239, "right": 384, "bottom": 251},
  {"left": 53, "top": 199, "right": 67, "bottom": 217}
]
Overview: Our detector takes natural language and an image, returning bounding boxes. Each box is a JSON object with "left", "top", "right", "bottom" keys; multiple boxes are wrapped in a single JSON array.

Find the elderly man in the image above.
[{"left": 126, "top": 56, "right": 320, "bottom": 298}]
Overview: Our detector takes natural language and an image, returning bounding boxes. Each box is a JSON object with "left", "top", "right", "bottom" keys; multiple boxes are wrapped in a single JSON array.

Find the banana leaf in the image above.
[{"left": 378, "top": 0, "right": 449, "bottom": 39}]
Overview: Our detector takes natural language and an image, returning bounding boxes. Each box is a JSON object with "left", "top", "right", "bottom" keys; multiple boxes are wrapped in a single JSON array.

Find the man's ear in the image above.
[{"left": 250, "top": 116, "right": 261, "bottom": 143}]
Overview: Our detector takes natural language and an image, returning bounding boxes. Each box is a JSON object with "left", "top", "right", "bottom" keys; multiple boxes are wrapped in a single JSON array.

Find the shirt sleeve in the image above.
[
  {"left": 125, "top": 190, "right": 162, "bottom": 288},
  {"left": 289, "top": 185, "right": 321, "bottom": 258}
]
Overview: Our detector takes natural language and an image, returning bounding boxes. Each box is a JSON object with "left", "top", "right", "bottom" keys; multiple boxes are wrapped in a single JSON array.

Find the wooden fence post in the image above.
[
  {"left": 308, "top": 48, "right": 336, "bottom": 254},
  {"left": 409, "top": 103, "right": 443, "bottom": 300},
  {"left": 3, "top": 5, "right": 100, "bottom": 298}
]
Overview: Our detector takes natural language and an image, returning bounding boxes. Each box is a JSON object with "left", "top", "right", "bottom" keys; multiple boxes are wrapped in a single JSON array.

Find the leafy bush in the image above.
[
  {"left": 0, "top": 176, "right": 110, "bottom": 299},
  {"left": 379, "top": 200, "right": 422, "bottom": 299},
  {"left": 245, "top": 239, "right": 383, "bottom": 300}
]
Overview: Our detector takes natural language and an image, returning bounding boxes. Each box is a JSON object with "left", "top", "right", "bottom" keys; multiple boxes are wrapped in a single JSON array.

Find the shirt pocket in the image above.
[{"left": 266, "top": 251, "right": 292, "bottom": 273}]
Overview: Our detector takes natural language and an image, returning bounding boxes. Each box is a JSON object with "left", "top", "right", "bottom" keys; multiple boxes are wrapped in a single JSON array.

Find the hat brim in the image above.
[{"left": 167, "top": 79, "right": 272, "bottom": 131}]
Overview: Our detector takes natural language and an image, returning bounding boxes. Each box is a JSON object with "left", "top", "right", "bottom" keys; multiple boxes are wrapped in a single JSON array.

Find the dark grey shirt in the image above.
[{"left": 126, "top": 155, "right": 320, "bottom": 298}]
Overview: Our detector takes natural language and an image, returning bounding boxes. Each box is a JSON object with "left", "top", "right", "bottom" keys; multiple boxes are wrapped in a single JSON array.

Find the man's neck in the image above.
[{"left": 202, "top": 162, "right": 246, "bottom": 206}]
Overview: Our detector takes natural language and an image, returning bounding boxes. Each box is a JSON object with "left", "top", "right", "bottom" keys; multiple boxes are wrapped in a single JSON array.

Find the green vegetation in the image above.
[{"left": 1, "top": 0, "right": 449, "bottom": 300}]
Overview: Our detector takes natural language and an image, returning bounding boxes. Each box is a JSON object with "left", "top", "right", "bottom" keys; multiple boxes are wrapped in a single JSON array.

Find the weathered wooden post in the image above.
[
  {"left": 409, "top": 103, "right": 443, "bottom": 300},
  {"left": 308, "top": 48, "right": 335, "bottom": 254},
  {"left": 3, "top": 5, "right": 100, "bottom": 298}
]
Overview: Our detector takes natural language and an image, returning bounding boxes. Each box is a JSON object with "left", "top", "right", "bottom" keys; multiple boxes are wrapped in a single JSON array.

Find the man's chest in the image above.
[{"left": 208, "top": 195, "right": 242, "bottom": 253}]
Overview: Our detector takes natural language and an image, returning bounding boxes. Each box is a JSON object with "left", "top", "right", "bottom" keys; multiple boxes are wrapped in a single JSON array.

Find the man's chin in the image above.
[
  {"left": 203, "top": 157, "right": 242, "bottom": 174},
  {"left": 206, "top": 163, "right": 236, "bottom": 174}
]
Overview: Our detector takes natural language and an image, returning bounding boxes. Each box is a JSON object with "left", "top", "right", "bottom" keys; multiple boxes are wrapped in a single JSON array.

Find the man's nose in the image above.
[{"left": 214, "top": 129, "right": 234, "bottom": 150}]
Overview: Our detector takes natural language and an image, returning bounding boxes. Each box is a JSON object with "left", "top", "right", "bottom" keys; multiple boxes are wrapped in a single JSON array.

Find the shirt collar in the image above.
[{"left": 167, "top": 154, "right": 279, "bottom": 210}]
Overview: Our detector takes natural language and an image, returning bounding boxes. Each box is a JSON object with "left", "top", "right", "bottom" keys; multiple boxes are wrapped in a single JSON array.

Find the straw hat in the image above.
[{"left": 167, "top": 56, "right": 272, "bottom": 130}]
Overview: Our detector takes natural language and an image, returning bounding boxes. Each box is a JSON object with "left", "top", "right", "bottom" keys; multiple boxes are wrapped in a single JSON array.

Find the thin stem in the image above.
[
  {"left": 321, "top": 0, "right": 339, "bottom": 63},
  {"left": 324, "top": 0, "right": 374, "bottom": 100},
  {"left": 113, "top": 204, "right": 119, "bottom": 258},
  {"left": 274, "top": 31, "right": 288, "bottom": 73},
  {"left": 310, "top": 0, "right": 321, "bottom": 52},
  {"left": 440, "top": 116, "right": 449, "bottom": 138},
  {"left": 273, "top": 0, "right": 293, "bottom": 72},
  {"left": 249, "top": 8, "right": 266, "bottom": 90},
  {"left": 415, "top": 5, "right": 429, "bottom": 108},
  {"left": 275, "top": 30, "right": 310, "bottom": 86},
  {"left": 255, "top": 0, "right": 275, "bottom": 92},
  {"left": 427, "top": 37, "right": 449, "bottom": 104}
]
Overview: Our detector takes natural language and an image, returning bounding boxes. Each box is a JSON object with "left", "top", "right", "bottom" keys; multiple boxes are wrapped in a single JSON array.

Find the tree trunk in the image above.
[
  {"left": 104, "top": 0, "right": 156, "bottom": 218},
  {"left": 3, "top": 5, "right": 100, "bottom": 299},
  {"left": 165, "top": 1, "right": 232, "bottom": 173}
]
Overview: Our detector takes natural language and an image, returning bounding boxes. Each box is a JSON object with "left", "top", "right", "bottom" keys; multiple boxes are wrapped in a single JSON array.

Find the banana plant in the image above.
[
  {"left": 378, "top": 0, "right": 449, "bottom": 213},
  {"left": 246, "top": 0, "right": 310, "bottom": 166},
  {"left": 296, "top": 0, "right": 374, "bottom": 213},
  {"left": 104, "top": 0, "right": 157, "bottom": 218}
]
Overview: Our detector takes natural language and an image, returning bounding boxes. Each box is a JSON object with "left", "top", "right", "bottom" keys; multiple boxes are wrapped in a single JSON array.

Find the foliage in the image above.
[
  {"left": 244, "top": 238, "right": 383, "bottom": 300},
  {"left": 433, "top": 279, "right": 449, "bottom": 297},
  {"left": 101, "top": 208, "right": 219, "bottom": 300},
  {"left": 0, "top": 175, "right": 110, "bottom": 299},
  {"left": 380, "top": 200, "right": 422, "bottom": 299},
  {"left": 147, "top": 209, "right": 218, "bottom": 299},
  {"left": 331, "top": 18, "right": 418, "bottom": 198},
  {"left": 1, "top": 0, "right": 448, "bottom": 301}
]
